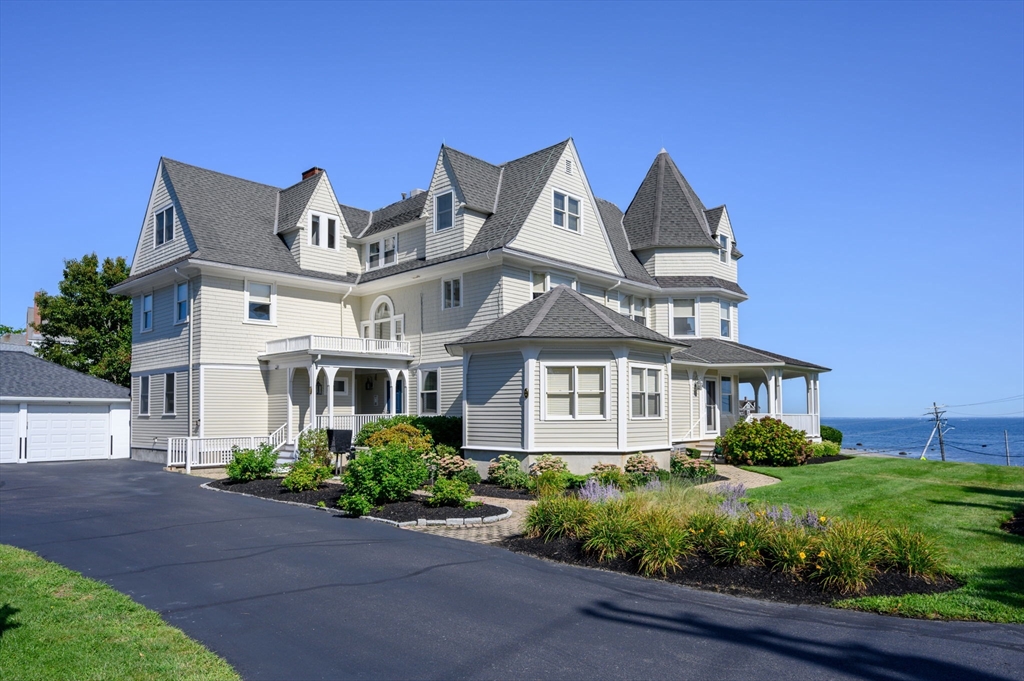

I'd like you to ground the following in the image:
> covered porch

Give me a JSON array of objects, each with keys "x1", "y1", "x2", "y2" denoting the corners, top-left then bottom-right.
[{"x1": 737, "y1": 366, "x2": 822, "y2": 438}]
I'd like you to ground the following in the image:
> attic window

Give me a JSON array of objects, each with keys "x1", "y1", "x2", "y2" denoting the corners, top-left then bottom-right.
[
  {"x1": 435, "y1": 191, "x2": 454, "y2": 231},
  {"x1": 309, "y1": 213, "x2": 340, "y2": 250},
  {"x1": 366, "y1": 234, "x2": 398, "y2": 270},
  {"x1": 553, "y1": 191, "x2": 581, "y2": 232},
  {"x1": 719, "y1": 235, "x2": 729, "y2": 263},
  {"x1": 154, "y1": 206, "x2": 174, "y2": 246}
]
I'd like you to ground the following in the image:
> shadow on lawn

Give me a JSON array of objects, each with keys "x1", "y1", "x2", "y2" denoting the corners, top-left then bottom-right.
[
  {"x1": 0, "y1": 603, "x2": 21, "y2": 639},
  {"x1": 957, "y1": 486, "x2": 1024, "y2": 500},
  {"x1": 579, "y1": 600, "x2": 1017, "y2": 681},
  {"x1": 970, "y1": 566, "x2": 1024, "y2": 611}
]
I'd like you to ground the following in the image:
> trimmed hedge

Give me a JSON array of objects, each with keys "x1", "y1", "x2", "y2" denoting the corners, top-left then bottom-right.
[
  {"x1": 820, "y1": 425, "x2": 843, "y2": 446},
  {"x1": 355, "y1": 415, "x2": 462, "y2": 449}
]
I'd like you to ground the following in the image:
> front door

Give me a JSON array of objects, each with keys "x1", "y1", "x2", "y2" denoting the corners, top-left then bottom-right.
[{"x1": 705, "y1": 379, "x2": 718, "y2": 434}]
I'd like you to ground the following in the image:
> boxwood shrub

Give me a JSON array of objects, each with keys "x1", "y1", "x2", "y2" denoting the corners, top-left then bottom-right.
[
  {"x1": 338, "y1": 443, "x2": 429, "y2": 515},
  {"x1": 820, "y1": 425, "x2": 843, "y2": 446},
  {"x1": 355, "y1": 415, "x2": 463, "y2": 449}
]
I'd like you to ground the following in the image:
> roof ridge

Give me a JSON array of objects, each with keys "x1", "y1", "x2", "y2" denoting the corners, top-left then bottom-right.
[
  {"x1": 491, "y1": 165, "x2": 505, "y2": 213},
  {"x1": 522, "y1": 286, "x2": 564, "y2": 336},
  {"x1": 161, "y1": 157, "x2": 281, "y2": 191},
  {"x1": 662, "y1": 154, "x2": 718, "y2": 246},
  {"x1": 442, "y1": 144, "x2": 502, "y2": 170}
]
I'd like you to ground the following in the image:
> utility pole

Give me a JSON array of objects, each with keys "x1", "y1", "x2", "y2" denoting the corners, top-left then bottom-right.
[
  {"x1": 929, "y1": 402, "x2": 947, "y2": 462},
  {"x1": 1006, "y1": 430, "x2": 1012, "y2": 467}
]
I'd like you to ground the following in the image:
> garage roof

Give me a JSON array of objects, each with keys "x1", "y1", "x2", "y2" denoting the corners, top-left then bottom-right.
[{"x1": 0, "y1": 352, "x2": 130, "y2": 400}]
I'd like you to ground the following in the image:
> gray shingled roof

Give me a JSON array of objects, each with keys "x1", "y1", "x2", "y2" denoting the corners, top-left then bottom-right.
[
  {"x1": 654, "y1": 276, "x2": 747, "y2": 296},
  {"x1": 276, "y1": 173, "x2": 322, "y2": 233},
  {"x1": 1, "y1": 352, "x2": 130, "y2": 399},
  {"x1": 443, "y1": 146, "x2": 502, "y2": 213},
  {"x1": 704, "y1": 205, "x2": 743, "y2": 259},
  {"x1": 623, "y1": 151, "x2": 721, "y2": 250},
  {"x1": 594, "y1": 198, "x2": 658, "y2": 285},
  {"x1": 672, "y1": 338, "x2": 829, "y2": 371},
  {"x1": 357, "y1": 192, "x2": 428, "y2": 238},
  {"x1": 449, "y1": 285, "x2": 684, "y2": 349}
]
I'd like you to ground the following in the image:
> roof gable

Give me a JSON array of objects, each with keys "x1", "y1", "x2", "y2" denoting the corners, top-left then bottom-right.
[
  {"x1": 442, "y1": 146, "x2": 502, "y2": 214},
  {"x1": 623, "y1": 151, "x2": 720, "y2": 250},
  {"x1": 275, "y1": 173, "x2": 323, "y2": 234},
  {"x1": 129, "y1": 159, "x2": 199, "y2": 276}
]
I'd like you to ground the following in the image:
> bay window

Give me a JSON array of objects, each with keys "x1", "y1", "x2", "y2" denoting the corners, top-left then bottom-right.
[
  {"x1": 630, "y1": 366, "x2": 662, "y2": 418},
  {"x1": 672, "y1": 298, "x2": 696, "y2": 337},
  {"x1": 543, "y1": 364, "x2": 607, "y2": 420},
  {"x1": 720, "y1": 300, "x2": 731, "y2": 338}
]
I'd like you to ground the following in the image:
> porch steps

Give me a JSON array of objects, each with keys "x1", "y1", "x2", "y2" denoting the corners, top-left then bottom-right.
[{"x1": 674, "y1": 440, "x2": 718, "y2": 460}]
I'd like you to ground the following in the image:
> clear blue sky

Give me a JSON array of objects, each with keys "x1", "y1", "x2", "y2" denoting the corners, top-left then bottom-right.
[{"x1": 1, "y1": 1, "x2": 1021, "y2": 418}]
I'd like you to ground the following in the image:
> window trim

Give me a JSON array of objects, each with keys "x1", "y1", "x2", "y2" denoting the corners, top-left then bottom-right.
[
  {"x1": 153, "y1": 204, "x2": 174, "y2": 248},
  {"x1": 139, "y1": 375, "x2": 150, "y2": 416},
  {"x1": 365, "y1": 233, "x2": 399, "y2": 270},
  {"x1": 243, "y1": 279, "x2": 277, "y2": 326},
  {"x1": 434, "y1": 190, "x2": 454, "y2": 232},
  {"x1": 619, "y1": 293, "x2": 648, "y2": 327},
  {"x1": 539, "y1": 361, "x2": 610, "y2": 421},
  {"x1": 333, "y1": 375, "x2": 350, "y2": 396},
  {"x1": 629, "y1": 362, "x2": 665, "y2": 420},
  {"x1": 308, "y1": 212, "x2": 341, "y2": 251},
  {"x1": 174, "y1": 282, "x2": 189, "y2": 325},
  {"x1": 551, "y1": 189, "x2": 583, "y2": 234},
  {"x1": 419, "y1": 368, "x2": 440, "y2": 415},
  {"x1": 669, "y1": 297, "x2": 697, "y2": 339},
  {"x1": 719, "y1": 298, "x2": 732, "y2": 339},
  {"x1": 721, "y1": 376, "x2": 734, "y2": 415},
  {"x1": 141, "y1": 293, "x2": 153, "y2": 333},
  {"x1": 163, "y1": 372, "x2": 176, "y2": 416},
  {"x1": 719, "y1": 234, "x2": 729, "y2": 264},
  {"x1": 442, "y1": 275, "x2": 463, "y2": 310}
]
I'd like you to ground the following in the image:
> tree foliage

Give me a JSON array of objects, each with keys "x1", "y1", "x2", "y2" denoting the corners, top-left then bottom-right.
[
  {"x1": 0, "y1": 324, "x2": 25, "y2": 336},
  {"x1": 34, "y1": 254, "x2": 132, "y2": 387}
]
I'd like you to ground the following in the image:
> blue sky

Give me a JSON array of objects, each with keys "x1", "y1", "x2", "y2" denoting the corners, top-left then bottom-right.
[{"x1": 1, "y1": 1, "x2": 1021, "y2": 418}]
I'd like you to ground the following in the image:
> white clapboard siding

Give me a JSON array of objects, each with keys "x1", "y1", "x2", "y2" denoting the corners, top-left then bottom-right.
[
  {"x1": 643, "y1": 248, "x2": 738, "y2": 280},
  {"x1": 501, "y1": 265, "x2": 532, "y2": 314},
  {"x1": 467, "y1": 352, "x2": 523, "y2": 449},
  {"x1": 131, "y1": 285, "x2": 189, "y2": 373},
  {"x1": 509, "y1": 143, "x2": 620, "y2": 276},
  {"x1": 131, "y1": 371, "x2": 188, "y2": 449},
  {"x1": 533, "y1": 349, "x2": 617, "y2": 450},
  {"x1": 202, "y1": 367, "x2": 269, "y2": 437},
  {"x1": 440, "y1": 365, "x2": 463, "y2": 417},
  {"x1": 132, "y1": 165, "x2": 194, "y2": 274},
  {"x1": 671, "y1": 365, "x2": 696, "y2": 441},
  {"x1": 290, "y1": 177, "x2": 354, "y2": 276},
  {"x1": 424, "y1": 152, "x2": 466, "y2": 260}
]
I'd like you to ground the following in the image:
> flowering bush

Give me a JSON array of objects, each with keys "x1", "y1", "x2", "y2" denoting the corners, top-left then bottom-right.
[
  {"x1": 717, "y1": 417, "x2": 811, "y2": 467},
  {"x1": 578, "y1": 477, "x2": 623, "y2": 503},
  {"x1": 624, "y1": 452, "x2": 659, "y2": 475},
  {"x1": 424, "y1": 443, "x2": 474, "y2": 480},
  {"x1": 364, "y1": 423, "x2": 433, "y2": 453},
  {"x1": 591, "y1": 462, "x2": 621, "y2": 474},
  {"x1": 530, "y1": 454, "x2": 568, "y2": 476},
  {"x1": 488, "y1": 454, "x2": 529, "y2": 489},
  {"x1": 670, "y1": 453, "x2": 717, "y2": 480}
]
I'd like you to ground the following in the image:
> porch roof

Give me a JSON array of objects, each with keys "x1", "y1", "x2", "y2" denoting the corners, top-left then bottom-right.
[{"x1": 671, "y1": 338, "x2": 829, "y2": 372}]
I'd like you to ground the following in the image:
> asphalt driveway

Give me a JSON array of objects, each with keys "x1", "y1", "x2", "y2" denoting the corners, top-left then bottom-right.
[{"x1": 1, "y1": 460, "x2": 1021, "y2": 681}]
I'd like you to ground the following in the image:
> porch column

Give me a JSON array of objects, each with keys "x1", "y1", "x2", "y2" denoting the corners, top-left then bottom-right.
[
  {"x1": 805, "y1": 374, "x2": 813, "y2": 415},
  {"x1": 613, "y1": 347, "x2": 628, "y2": 451},
  {"x1": 385, "y1": 369, "x2": 400, "y2": 415},
  {"x1": 324, "y1": 367, "x2": 339, "y2": 428},
  {"x1": 286, "y1": 367, "x2": 294, "y2": 443},
  {"x1": 765, "y1": 370, "x2": 776, "y2": 417},
  {"x1": 307, "y1": 365, "x2": 317, "y2": 430},
  {"x1": 813, "y1": 374, "x2": 821, "y2": 437},
  {"x1": 522, "y1": 348, "x2": 539, "y2": 451},
  {"x1": 775, "y1": 370, "x2": 784, "y2": 416}
]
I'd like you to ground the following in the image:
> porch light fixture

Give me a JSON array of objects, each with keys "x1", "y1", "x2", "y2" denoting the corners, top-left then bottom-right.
[{"x1": 365, "y1": 377, "x2": 374, "y2": 390}]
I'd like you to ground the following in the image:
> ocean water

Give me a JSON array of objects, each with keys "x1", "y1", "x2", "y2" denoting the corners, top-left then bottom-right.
[{"x1": 823, "y1": 417, "x2": 1024, "y2": 467}]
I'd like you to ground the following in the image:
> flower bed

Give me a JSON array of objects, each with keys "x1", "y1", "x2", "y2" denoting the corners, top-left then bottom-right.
[
  {"x1": 209, "y1": 477, "x2": 343, "y2": 507},
  {"x1": 366, "y1": 500, "x2": 508, "y2": 523}
]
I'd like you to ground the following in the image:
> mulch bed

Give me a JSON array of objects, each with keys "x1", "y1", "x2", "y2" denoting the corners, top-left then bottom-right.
[
  {"x1": 1002, "y1": 506, "x2": 1024, "y2": 537},
  {"x1": 471, "y1": 483, "x2": 535, "y2": 500},
  {"x1": 805, "y1": 455, "x2": 855, "y2": 465},
  {"x1": 209, "y1": 477, "x2": 345, "y2": 507},
  {"x1": 501, "y1": 535, "x2": 960, "y2": 607},
  {"x1": 367, "y1": 500, "x2": 508, "y2": 522}
]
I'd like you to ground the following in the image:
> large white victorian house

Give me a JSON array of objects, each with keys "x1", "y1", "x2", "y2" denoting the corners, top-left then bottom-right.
[{"x1": 112, "y1": 140, "x2": 827, "y2": 473}]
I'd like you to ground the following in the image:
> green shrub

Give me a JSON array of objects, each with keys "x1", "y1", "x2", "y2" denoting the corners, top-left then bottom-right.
[
  {"x1": 684, "y1": 511, "x2": 725, "y2": 551},
  {"x1": 530, "y1": 454, "x2": 568, "y2": 476},
  {"x1": 530, "y1": 470, "x2": 569, "y2": 498},
  {"x1": 488, "y1": 454, "x2": 529, "y2": 489},
  {"x1": 880, "y1": 525, "x2": 945, "y2": 579},
  {"x1": 820, "y1": 425, "x2": 843, "y2": 446},
  {"x1": 454, "y1": 466, "x2": 482, "y2": 485},
  {"x1": 364, "y1": 423, "x2": 433, "y2": 453},
  {"x1": 624, "y1": 452, "x2": 659, "y2": 476},
  {"x1": 281, "y1": 453, "x2": 333, "y2": 492},
  {"x1": 670, "y1": 453, "x2": 717, "y2": 480},
  {"x1": 582, "y1": 498, "x2": 642, "y2": 561},
  {"x1": 426, "y1": 478, "x2": 477, "y2": 508},
  {"x1": 338, "y1": 443, "x2": 429, "y2": 515},
  {"x1": 425, "y1": 444, "x2": 474, "y2": 480},
  {"x1": 685, "y1": 448, "x2": 702, "y2": 458},
  {"x1": 635, "y1": 507, "x2": 692, "y2": 577},
  {"x1": 355, "y1": 415, "x2": 417, "y2": 445},
  {"x1": 710, "y1": 517, "x2": 768, "y2": 566},
  {"x1": 763, "y1": 526, "x2": 816, "y2": 574},
  {"x1": 592, "y1": 464, "x2": 627, "y2": 488},
  {"x1": 353, "y1": 415, "x2": 463, "y2": 449},
  {"x1": 524, "y1": 495, "x2": 595, "y2": 541},
  {"x1": 298, "y1": 428, "x2": 332, "y2": 467},
  {"x1": 811, "y1": 441, "x2": 842, "y2": 458},
  {"x1": 718, "y1": 417, "x2": 811, "y2": 467},
  {"x1": 812, "y1": 518, "x2": 883, "y2": 593},
  {"x1": 225, "y1": 443, "x2": 278, "y2": 482}
]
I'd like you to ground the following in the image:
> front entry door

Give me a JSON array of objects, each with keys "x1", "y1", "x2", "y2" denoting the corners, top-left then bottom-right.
[{"x1": 705, "y1": 379, "x2": 718, "y2": 434}]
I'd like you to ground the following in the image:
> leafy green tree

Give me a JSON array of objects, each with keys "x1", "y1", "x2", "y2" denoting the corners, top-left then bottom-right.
[
  {"x1": 34, "y1": 254, "x2": 132, "y2": 387},
  {"x1": 0, "y1": 324, "x2": 25, "y2": 336}
]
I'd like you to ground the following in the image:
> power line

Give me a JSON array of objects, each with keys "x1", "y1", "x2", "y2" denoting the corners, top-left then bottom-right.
[{"x1": 945, "y1": 395, "x2": 1024, "y2": 408}]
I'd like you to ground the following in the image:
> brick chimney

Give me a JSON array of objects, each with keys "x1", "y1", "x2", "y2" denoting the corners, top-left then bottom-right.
[{"x1": 301, "y1": 167, "x2": 324, "y2": 181}]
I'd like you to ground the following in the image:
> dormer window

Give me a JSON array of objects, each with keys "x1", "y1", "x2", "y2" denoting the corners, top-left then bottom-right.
[
  {"x1": 553, "y1": 191, "x2": 581, "y2": 232},
  {"x1": 309, "y1": 213, "x2": 339, "y2": 250},
  {"x1": 366, "y1": 234, "x2": 398, "y2": 270},
  {"x1": 154, "y1": 206, "x2": 174, "y2": 246},
  {"x1": 435, "y1": 191, "x2": 453, "y2": 231},
  {"x1": 719, "y1": 235, "x2": 729, "y2": 263}
]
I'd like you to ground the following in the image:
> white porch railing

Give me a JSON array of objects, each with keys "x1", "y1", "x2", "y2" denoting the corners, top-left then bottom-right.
[
  {"x1": 316, "y1": 414, "x2": 392, "y2": 433},
  {"x1": 264, "y1": 335, "x2": 411, "y2": 356},
  {"x1": 167, "y1": 435, "x2": 271, "y2": 469},
  {"x1": 746, "y1": 413, "x2": 820, "y2": 437}
]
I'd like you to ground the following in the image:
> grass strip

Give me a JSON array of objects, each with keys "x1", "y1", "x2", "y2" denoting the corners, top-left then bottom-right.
[
  {"x1": 744, "y1": 457, "x2": 1024, "y2": 622},
  {"x1": 0, "y1": 544, "x2": 239, "y2": 681}
]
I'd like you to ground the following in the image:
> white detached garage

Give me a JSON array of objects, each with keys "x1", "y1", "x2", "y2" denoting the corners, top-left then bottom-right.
[{"x1": 0, "y1": 350, "x2": 130, "y2": 463}]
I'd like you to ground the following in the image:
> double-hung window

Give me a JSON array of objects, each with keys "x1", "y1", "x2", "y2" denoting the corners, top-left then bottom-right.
[
  {"x1": 720, "y1": 300, "x2": 731, "y2": 338},
  {"x1": 310, "y1": 214, "x2": 339, "y2": 250},
  {"x1": 553, "y1": 191, "x2": 581, "y2": 232},
  {"x1": 630, "y1": 366, "x2": 662, "y2": 418},
  {"x1": 164, "y1": 373, "x2": 175, "y2": 415},
  {"x1": 141, "y1": 294, "x2": 153, "y2": 332},
  {"x1": 247, "y1": 281, "x2": 274, "y2": 323},
  {"x1": 435, "y1": 191, "x2": 453, "y2": 231},
  {"x1": 174, "y1": 283, "x2": 188, "y2": 324},
  {"x1": 620, "y1": 294, "x2": 647, "y2": 326},
  {"x1": 420, "y1": 370, "x2": 438, "y2": 414},
  {"x1": 442, "y1": 277, "x2": 462, "y2": 309},
  {"x1": 544, "y1": 364, "x2": 606, "y2": 419},
  {"x1": 672, "y1": 298, "x2": 696, "y2": 337},
  {"x1": 140, "y1": 375, "x2": 150, "y2": 415},
  {"x1": 719, "y1": 234, "x2": 729, "y2": 263},
  {"x1": 721, "y1": 377, "x2": 733, "y2": 414},
  {"x1": 155, "y1": 206, "x2": 174, "y2": 246},
  {"x1": 366, "y1": 235, "x2": 397, "y2": 269}
]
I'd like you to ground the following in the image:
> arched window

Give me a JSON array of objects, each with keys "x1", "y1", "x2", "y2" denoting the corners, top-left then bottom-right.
[
  {"x1": 366, "y1": 297, "x2": 404, "y2": 341},
  {"x1": 373, "y1": 301, "x2": 392, "y2": 340}
]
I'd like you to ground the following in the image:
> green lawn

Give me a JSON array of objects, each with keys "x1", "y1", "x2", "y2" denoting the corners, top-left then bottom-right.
[
  {"x1": 744, "y1": 457, "x2": 1024, "y2": 622},
  {"x1": 0, "y1": 544, "x2": 239, "y2": 681}
]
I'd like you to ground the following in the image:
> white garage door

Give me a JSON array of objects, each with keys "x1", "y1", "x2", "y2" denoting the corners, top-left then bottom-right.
[
  {"x1": 27, "y1": 405, "x2": 110, "y2": 461},
  {"x1": 0, "y1": 405, "x2": 18, "y2": 463}
]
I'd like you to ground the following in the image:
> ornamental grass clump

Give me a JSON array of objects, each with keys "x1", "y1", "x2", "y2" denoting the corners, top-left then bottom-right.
[
  {"x1": 531, "y1": 470, "x2": 570, "y2": 498},
  {"x1": 525, "y1": 495, "x2": 595, "y2": 541},
  {"x1": 488, "y1": 454, "x2": 529, "y2": 489},
  {"x1": 812, "y1": 518, "x2": 884, "y2": 593},
  {"x1": 710, "y1": 517, "x2": 767, "y2": 566},
  {"x1": 581, "y1": 498, "x2": 642, "y2": 561},
  {"x1": 763, "y1": 526, "x2": 817, "y2": 574},
  {"x1": 685, "y1": 511, "x2": 725, "y2": 552},
  {"x1": 880, "y1": 525, "x2": 945, "y2": 579},
  {"x1": 717, "y1": 417, "x2": 811, "y2": 467},
  {"x1": 635, "y1": 506, "x2": 692, "y2": 577}
]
